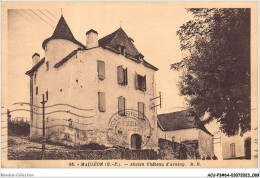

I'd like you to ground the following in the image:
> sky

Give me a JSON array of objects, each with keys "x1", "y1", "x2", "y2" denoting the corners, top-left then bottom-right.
[{"x1": 6, "y1": 3, "x2": 195, "y2": 119}]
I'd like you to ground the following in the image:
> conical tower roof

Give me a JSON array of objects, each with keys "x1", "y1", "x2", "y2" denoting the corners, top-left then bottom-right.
[{"x1": 42, "y1": 15, "x2": 85, "y2": 49}]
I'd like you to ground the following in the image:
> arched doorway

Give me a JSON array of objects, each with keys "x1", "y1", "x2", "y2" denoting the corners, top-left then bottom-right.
[{"x1": 131, "y1": 134, "x2": 142, "y2": 149}]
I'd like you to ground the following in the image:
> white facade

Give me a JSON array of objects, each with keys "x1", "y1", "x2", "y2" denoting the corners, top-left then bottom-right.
[
  {"x1": 220, "y1": 131, "x2": 251, "y2": 159},
  {"x1": 28, "y1": 18, "x2": 158, "y2": 150}
]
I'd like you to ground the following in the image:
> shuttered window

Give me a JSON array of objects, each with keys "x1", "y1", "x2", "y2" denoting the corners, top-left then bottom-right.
[
  {"x1": 97, "y1": 61, "x2": 105, "y2": 80},
  {"x1": 98, "y1": 92, "x2": 106, "y2": 112},
  {"x1": 118, "y1": 96, "x2": 126, "y2": 116},
  {"x1": 135, "y1": 73, "x2": 146, "y2": 91},
  {"x1": 117, "y1": 65, "x2": 124, "y2": 84},
  {"x1": 117, "y1": 65, "x2": 128, "y2": 85},
  {"x1": 230, "y1": 143, "x2": 236, "y2": 157},
  {"x1": 138, "y1": 102, "x2": 145, "y2": 119}
]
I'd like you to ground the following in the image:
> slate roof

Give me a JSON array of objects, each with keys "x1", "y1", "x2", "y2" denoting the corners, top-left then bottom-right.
[
  {"x1": 157, "y1": 110, "x2": 213, "y2": 136},
  {"x1": 143, "y1": 59, "x2": 158, "y2": 71},
  {"x1": 54, "y1": 49, "x2": 79, "y2": 68},
  {"x1": 42, "y1": 16, "x2": 85, "y2": 50},
  {"x1": 28, "y1": 18, "x2": 158, "y2": 73},
  {"x1": 25, "y1": 57, "x2": 45, "y2": 76},
  {"x1": 99, "y1": 27, "x2": 158, "y2": 71}
]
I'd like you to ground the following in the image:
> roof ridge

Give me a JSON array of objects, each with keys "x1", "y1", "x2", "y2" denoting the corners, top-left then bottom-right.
[{"x1": 25, "y1": 57, "x2": 45, "y2": 75}]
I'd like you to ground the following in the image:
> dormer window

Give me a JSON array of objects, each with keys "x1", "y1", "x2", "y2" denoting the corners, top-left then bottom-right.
[
  {"x1": 136, "y1": 54, "x2": 144, "y2": 62},
  {"x1": 117, "y1": 45, "x2": 126, "y2": 56},
  {"x1": 121, "y1": 46, "x2": 126, "y2": 56}
]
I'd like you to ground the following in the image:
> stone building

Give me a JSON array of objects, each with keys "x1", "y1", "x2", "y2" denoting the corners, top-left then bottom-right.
[
  {"x1": 157, "y1": 110, "x2": 214, "y2": 158},
  {"x1": 25, "y1": 15, "x2": 159, "y2": 150}
]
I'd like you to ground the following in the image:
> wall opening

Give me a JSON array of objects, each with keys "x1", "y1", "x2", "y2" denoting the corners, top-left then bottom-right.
[
  {"x1": 244, "y1": 137, "x2": 251, "y2": 159},
  {"x1": 131, "y1": 134, "x2": 142, "y2": 150}
]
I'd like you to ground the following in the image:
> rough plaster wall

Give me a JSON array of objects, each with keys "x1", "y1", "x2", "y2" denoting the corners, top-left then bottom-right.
[
  {"x1": 31, "y1": 41, "x2": 158, "y2": 150},
  {"x1": 31, "y1": 39, "x2": 83, "y2": 140},
  {"x1": 198, "y1": 130, "x2": 214, "y2": 158},
  {"x1": 74, "y1": 47, "x2": 158, "y2": 150}
]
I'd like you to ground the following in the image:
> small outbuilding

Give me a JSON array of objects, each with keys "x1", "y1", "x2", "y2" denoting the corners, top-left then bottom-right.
[{"x1": 157, "y1": 110, "x2": 214, "y2": 158}]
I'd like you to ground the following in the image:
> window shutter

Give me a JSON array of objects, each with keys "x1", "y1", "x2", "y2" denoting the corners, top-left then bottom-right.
[
  {"x1": 98, "y1": 92, "x2": 106, "y2": 112},
  {"x1": 117, "y1": 65, "x2": 124, "y2": 84},
  {"x1": 46, "y1": 91, "x2": 48, "y2": 100},
  {"x1": 124, "y1": 68, "x2": 128, "y2": 85},
  {"x1": 138, "y1": 102, "x2": 144, "y2": 119},
  {"x1": 135, "y1": 72, "x2": 139, "y2": 90},
  {"x1": 97, "y1": 61, "x2": 105, "y2": 80},
  {"x1": 118, "y1": 96, "x2": 125, "y2": 115}
]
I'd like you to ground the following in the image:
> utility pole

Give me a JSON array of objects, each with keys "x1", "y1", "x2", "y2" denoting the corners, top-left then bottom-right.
[
  {"x1": 40, "y1": 94, "x2": 47, "y2": 159},
  {"x1": 7, "y1": 109, "x2": 11, "y2": 137}
]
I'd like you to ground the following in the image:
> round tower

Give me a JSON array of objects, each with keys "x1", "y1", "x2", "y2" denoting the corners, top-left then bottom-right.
[{"x1": 42, "y1": 15, "x2": 86, "y2": 68}]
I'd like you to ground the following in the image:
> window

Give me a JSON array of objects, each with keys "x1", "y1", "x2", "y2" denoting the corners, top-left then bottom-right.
[
  {"x1": 98, "y1": 92, "x2": 106, "y2": 112},
  {"x1": 118, "y1": 96, "x2": 126, "y2": 116},
  {"x1": 244, "y1": 137, "x2": 251, "y2": 159},
  {"x1": 97, "y1": 60, "x2": 105, "y2": 80},
  {"x1": 135, "y1": 73, "x2": 146, "y2": 91},
  {"x1": 46, "y1": 91, "x2": 48, "y2": 100},
  {"x1": 230, "y1": 143, "x2": 236, "y2": 157},
  {"x1": 36, "y1": 86, "x2": 38, "y2": 95},
  {"x1": 117, "y1": 65, "x2": 128, "y2": 85},
  {"x1": 34, "y1": 72, "x2": 37, "y2": 84},
  {"x1": 121, "y1": 46, "x2": 126, "y2": 56},
  {"x1": 46, "y1": 61, "x2": 49, "y2": 71},
  {"x1": 138, "y1": 102, "x2": 145, "y2": 119}
]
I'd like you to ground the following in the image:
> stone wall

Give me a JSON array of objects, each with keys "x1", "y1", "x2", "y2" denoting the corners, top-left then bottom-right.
[
  {"x1": 158, "y1": 138, "x2": 197, "y2": 160},
  {"x1": 198, "y1": 130, "x2": 214, "y2": 158},
  {"x1": 8, "y1": 148, "x2": 158, "y2": 160}
]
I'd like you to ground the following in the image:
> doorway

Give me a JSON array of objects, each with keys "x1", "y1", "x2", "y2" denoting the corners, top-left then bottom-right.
[
  {"x1": 131, "y1": 134, "x2": 142, "y2": 149},
  {"x1": 244, "y1": 137, "x2": 251, "y2": 159}
]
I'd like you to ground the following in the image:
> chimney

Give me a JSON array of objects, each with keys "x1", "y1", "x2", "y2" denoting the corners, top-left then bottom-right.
[
  {"x1": 86, "y1": 29, "x2": 98, "y2": 49},
  {"x1": 32, "y1": 53, "x2": 40, "y2": 66}
]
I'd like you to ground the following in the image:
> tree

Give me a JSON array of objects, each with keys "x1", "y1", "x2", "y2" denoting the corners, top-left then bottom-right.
[{"x1": 172, "y1": 9, "x2": 250, "y2": 136}]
